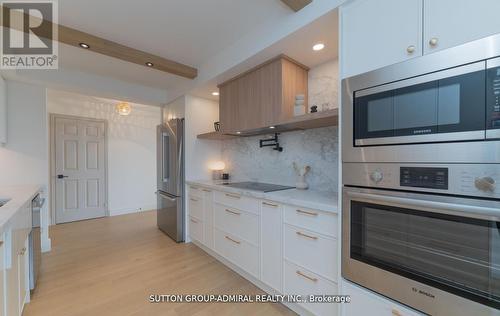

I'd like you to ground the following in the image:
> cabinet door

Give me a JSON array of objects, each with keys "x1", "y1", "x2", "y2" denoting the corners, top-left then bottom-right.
[
  {"x1": 17, "y1": 238, "x2": 28, "y2": 313},
  {"x1": 340, "y1": 0, "x2": 423, "y2": 78},
  {"x1": 260, "y1": 201, "x2": 282, "y2": 292},
  {"x1": 342, "y1": 281, "x2": 422, "y2": 316},
  {"x1": 5, "y1": 231, "x2": 19, "y2": 316},
  {"x1": 219, "y1": 80, "x2": 239, "y2": 133},
  {"x1": 0, "y1": 76, "x2": 6, "y2": 145},
  {"x1": 202, "y1": 189, "x2": 214, "y2": 250},
  {"x1": 0, "y1": 235, "x2": 5, "y2": 316},
  {"x1": 424, "y1": 0, "x2": 500, "y2": 54}
]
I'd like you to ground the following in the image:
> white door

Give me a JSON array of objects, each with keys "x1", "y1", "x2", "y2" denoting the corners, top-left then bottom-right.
[
  {"x1": 54, "y1": 116, "x2": 107, "y2": 223},
  {"x1": 424, "y1": 0, "x2": 500, "y2": 54},
  {"x1": 340, "y1": 0, "x2": 423, "y2": 78}
]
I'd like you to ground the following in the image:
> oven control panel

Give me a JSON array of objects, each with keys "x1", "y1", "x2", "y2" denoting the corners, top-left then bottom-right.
[
  {"x1": 400, "y1": 167, "x2": 448, "y2": 190},
  {"x1": 343, "y1": 163, "x2": 500, "y2": 199}
]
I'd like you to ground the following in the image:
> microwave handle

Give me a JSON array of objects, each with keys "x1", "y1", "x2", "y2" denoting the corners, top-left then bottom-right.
[{"x1": 347, "y1": 191, "x2": 500, "y2": 221}]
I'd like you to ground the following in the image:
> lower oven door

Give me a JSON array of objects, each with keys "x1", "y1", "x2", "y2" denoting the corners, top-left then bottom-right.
[{"x1": 342, "y1": 187, "x2": 500, "y2": 315}]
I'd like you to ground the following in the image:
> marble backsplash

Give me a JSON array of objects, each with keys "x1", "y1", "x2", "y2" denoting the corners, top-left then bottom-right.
[{"x1": 221, "y1": 126, "x2": 339, "y2": 192}]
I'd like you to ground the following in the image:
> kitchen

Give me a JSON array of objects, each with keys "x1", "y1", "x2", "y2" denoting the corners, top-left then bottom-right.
[{"x1": 1, "y1": 1, "x2": 500, "y2": 316}]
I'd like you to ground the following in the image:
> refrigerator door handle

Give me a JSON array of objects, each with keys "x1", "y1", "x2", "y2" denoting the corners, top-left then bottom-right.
[{"x1": 156, "y1": 191, "x2": 177, "y2": 202}]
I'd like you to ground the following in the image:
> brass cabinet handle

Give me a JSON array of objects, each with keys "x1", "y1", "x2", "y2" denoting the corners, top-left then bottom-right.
[
  {"x1": 190, "y1": 186, "x2": 199, "y2": 190},
  {"x1": 296, "y1": 270, "x2": 318, "y2": 282},
  {"x1": 225, "y1": 209, "x2": 241, "y2": 216},
  {"x1": 225, "y1": 236, "x2": 241, "y2": 245},
  {"x1": 262, "y1": 202, "x2": 279, "y2": 207},
  {"x1": 392, "y1": 309, "x2": 403, "y2": 316},
  {"x1": 296, "y1": 209, "x2": 318, "y2": 217},
  {"x1": 202, "y1": 189, "x2": 212, "y2": 192},
  {"x1": 225, "y1": 193, "x2": 241, "y2": 199},
  {"x1": 190, "y1": 198, "x2": 199, "y2": 202},
  {"x1": 190, "y1": 218, "x2": 198, "y2": 224},
  {"x1": 296, "y1": 231, "x2": 318, "y2": 240}
]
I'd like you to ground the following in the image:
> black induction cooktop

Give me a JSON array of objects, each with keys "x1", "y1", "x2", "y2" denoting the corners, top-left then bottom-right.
[{"x1": 220, "y1": 181, "x2": 294, "y2": 193}]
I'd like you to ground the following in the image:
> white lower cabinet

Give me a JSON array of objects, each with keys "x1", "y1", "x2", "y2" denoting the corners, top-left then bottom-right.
[
  {"x1": 260, "y1": 201, "x2": 282, "y2": 292},
  {"x1": 284, "y1": 260, "x2": 338, "y2": 316},
  {"x1": 214, "y1": 228, "x2": 260, "y2": 278},
  {"x1": 202, "y1": 189, "x2": 214, "y2": 250},
  {"x1": 188, "y1": 184, "x2": 339, "y2": 316},
  {"x1": 3, "y1": 201, "x2": 31, "y2": 316},
  {"x1": 284, "y1": 224, "x2": 337, "y2": 281},
  {"x1": 188, "y1": 216, "x2": 204, "y2": 243},
  {"x1": 342, "y1": 281, "x2": 422, "y2": 316}
]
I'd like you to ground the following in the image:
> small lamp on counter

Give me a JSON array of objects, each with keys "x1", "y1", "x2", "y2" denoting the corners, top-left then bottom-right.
[{"x1": 210, "y1": 161, "x2": 226, "y2": 180}]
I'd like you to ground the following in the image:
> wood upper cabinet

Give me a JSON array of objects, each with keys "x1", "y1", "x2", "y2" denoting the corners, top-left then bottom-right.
[{"x1": 219, "y1": 55, "x2": 308, "y2": 133}]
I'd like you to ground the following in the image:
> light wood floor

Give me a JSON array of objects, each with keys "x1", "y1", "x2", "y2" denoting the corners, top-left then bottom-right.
[{"x1": 24, "y1": 211, "x2": 295, "y2": 316}]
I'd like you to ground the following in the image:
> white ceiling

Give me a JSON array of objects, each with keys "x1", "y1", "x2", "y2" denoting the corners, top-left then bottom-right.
[
  {"x1": 191, "y1": 9, "x2": 339, "y2": 101},
  {"x1": 56, "y1": 0, "x2": 291, "y2": 85}
]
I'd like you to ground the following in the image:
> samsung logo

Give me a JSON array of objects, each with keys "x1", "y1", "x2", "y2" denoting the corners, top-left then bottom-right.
[{"x1": 413, "y1": 129, "x2": 432, "y2": 134}]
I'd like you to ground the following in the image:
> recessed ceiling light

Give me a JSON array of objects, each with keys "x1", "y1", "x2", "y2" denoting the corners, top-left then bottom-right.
[
  {"x1": 79, "y1": 43, "x2": 90, "y2": 49},
  {"x1": 269, "y1": 126, "x2": 276, "y2": 129},
  {"x1": 313, "y1": 43, "x2": 325, "y2": 51},
  {"x1": 236, "y1": 131, "x2": 241, "y2": 134},
  {"x1": 212, "y1": 91, "x2": 219, "y2": 96},
  {"x1": 145, "y1": 62, "x2": 154, "y2": 67}
]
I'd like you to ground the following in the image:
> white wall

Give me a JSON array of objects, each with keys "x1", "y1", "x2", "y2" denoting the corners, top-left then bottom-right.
[
  {"x1": 184, "y1": 95, "x2": 221, "y2": 181},
  {"x1": 0, "y1": 80, "x2": 51, "y2": 251},
  {"x1": 47, "y1": 89, "x2": 161, "y2": 217}
]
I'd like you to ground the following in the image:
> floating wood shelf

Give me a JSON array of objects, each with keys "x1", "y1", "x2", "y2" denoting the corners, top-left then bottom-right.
[
  {"x1": 197, "y1": 132, "x2": 238, "y2": 140},
  {"x1": 197, "y1": 108, "x2": 338, "y2": 140}
]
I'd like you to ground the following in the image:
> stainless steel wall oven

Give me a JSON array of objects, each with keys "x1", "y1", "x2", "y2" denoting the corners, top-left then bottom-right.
[{"x1": 342, "y1": 34, "x2": 500, "y2": 316}]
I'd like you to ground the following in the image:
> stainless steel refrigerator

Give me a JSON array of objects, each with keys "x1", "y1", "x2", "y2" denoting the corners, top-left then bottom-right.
[{"x1": 156, "y1": 119, "x2": 185, "y2": 242}]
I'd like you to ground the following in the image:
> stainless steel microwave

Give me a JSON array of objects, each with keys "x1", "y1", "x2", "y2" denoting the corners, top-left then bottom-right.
[{"x1": 342, "y1": 33, "x2": 500, "y2": 164}]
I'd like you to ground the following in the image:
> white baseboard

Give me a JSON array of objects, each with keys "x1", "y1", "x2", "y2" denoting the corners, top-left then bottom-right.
[{"x1": 109, "y1": 204, "x2": 156, "y2": 217}]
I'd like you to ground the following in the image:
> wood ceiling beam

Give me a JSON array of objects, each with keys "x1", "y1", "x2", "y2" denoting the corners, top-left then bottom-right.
[
  {"x1": 1, "y1": 6, "x2": 198, "y2": 79},
  {"x1": 280, "y1": 0, "x2": 313, "y2": 12}
]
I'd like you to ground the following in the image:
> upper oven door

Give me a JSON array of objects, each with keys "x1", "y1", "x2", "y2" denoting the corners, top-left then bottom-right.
[
  {"x1": 342, "y1": 187, "x2": 500, "y2": 315},
  {"x1": 353, "y1": 61, "x2": 486, "y2": 146}
]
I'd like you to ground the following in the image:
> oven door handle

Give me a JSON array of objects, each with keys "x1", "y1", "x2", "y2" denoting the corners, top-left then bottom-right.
[{"x1": 347, "y1": 191, "x2": 500, "y2": 221}]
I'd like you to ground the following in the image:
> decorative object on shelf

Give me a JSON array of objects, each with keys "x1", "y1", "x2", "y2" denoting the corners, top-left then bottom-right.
[
  {"x1": 310, "y1": 105, "x2": 318, "y2": 113},
  {"x1": 259, "y1": 133, "x2": 283, "y2": 152},
  {"x1": 222, "y1": 173, "x2": 230, "y2": 180},
  {"x1": 293, "y1": 162, "x2": 311, "y2": 190},
  {"x1": 116, "y1": 102, "x2": 132, "y2": 116},
  {"x1": 214, "y1": 121, "x2": 221, "y2": 132},
  {"x1": 294, "y1": 94, "x2": 306, "y2": 116},
  {"x1": 209, "y1": 161, "x2": 226, "y2": 180}
]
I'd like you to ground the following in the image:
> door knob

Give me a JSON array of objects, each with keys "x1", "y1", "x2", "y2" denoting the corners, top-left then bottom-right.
[
  {"x1": 429, "y1": 37, "x2": 439, "y2": 47},
  {"x1": 406, "y1": 45, "x2": 416, "y2": 54},
  {"x1": 57, "y1": 174, "x2": 68, "y2": 179}
]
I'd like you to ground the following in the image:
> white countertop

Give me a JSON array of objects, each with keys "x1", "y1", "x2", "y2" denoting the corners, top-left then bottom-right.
[
  {"x1": 0, "y1": 185, "x2": 41, "y2": 231},
  {"x1": 187, "y1": 180, "x2": 338, "y2": 213}
]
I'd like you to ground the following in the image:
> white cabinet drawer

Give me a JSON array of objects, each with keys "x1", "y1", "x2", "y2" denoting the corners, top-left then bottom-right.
[
  {"x1": 188, "y1": 196, "x2": 203, "y2": 220},
  {"x1": 342, "y1": 281, "x2": 422, "y2": 316},
  {"x1": 214, "y1": 228, "x2": 259, "y2": 278},
  {"x1": 214, "y1": 191, "x2": 259, "y2": 215},
  {"x1": 284, "y1": 205, "x2": 337, "y2": 238},
  {"x1": 284, "y1": 260, "x2": 338, "y2": 316},
  {"x1": 284, "y1": 224, "x2": 337, "y2": 281},
  {"x1": 189, "y1": 216, "x2": 203, "y2": 243},
  {"x1": 214, "y1": 203, "x2": 259, "y2": 246},
  {"x1": 188, "y1": 185, "x2": 203, "y2": 198}
]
